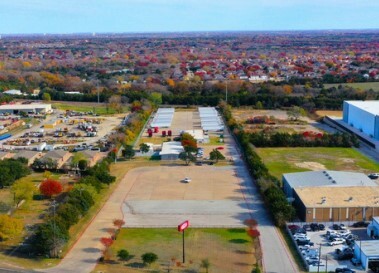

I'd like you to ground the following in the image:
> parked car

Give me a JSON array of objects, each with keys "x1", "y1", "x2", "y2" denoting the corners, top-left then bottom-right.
[
  {"x1": 339, "y1": 229, "x2": 351, "y2": 236},
  {"x1": 183, "y1": 177, "x2": 191, "y2": 183},
  {"x1": 318, "y1": 224, "x2": 325, "y2": 230},
  {"x1": 297, "y1": 240, "x2": 314, "y2": 246},
  {"x1": 292, "y1": 228, "x2": 307, "y2": 235},
  {"x1": 351, "y1": 221, "x2": 370, "y2": 228},
  {"x1": 335, "y1": 268, "x2": 356, "y2": 273},
  {"x1": 288, "y1": 225, "x2": 301, "y2": 231},
  {"x1": 310, "y1": 223, "x2": 320, "y2": 231},
  {"x1": 338, "y1": 252, "x2": 354, "y2": 260},
  {"x1": 328, "y1": 238, "x2": 345, "y2": 246},
  {"x1": 368, "y1": 173, "x2": 379, "y2": 179},
  {"x1": 333, "y1": 224, "x2": 346, "y2": 230},
  {"x1": 294, "y1": 234, "x2": 310, "y2": 240},
  {"x1": 303, "y1": 224, "x2": 312, "y2": 231}
]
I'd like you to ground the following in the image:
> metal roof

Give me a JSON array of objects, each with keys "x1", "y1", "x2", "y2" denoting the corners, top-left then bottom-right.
[
  {"x1": 159, "y1": 141, "x2": 184, "y2": 156},
  {"x1": 356, "y1": 240, "x2": 379, "y2": 257},
  {"x1": 151, "y1": 108, "x2": 175, "y2": 128},
  {"x1": 283, "y1": 170, "x2": 377, "y2": 189},
  {"x1": 346, "y1": 100, "x2": 379, "y2": 116}
]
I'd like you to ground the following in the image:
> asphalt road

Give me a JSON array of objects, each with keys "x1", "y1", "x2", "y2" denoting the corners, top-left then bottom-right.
[{"x1": 224, "y1": 126, "x2": 299, "y2": 273}]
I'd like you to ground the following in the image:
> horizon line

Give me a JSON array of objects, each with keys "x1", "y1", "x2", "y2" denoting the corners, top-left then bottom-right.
[{"x1": 1, "y1": 28, "x2": 379, "y2": 36}]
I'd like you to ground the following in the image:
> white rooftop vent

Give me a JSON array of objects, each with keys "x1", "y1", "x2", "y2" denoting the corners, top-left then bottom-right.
[{"x1": 348, "y1": 197, "x2": 353, "y2": 202}]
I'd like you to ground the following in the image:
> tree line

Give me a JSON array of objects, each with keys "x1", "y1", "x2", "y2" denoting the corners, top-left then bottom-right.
[{"x1": 249, "y1": 131, "x2": 360, "y2": 148}]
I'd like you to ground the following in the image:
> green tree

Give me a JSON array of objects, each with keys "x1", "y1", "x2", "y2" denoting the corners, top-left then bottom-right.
[
  {"x1": 255, "y1": 101, "x2": 263, "y2": 109},
  {"x1": 149, "y1": 92, "x2": 162, "y2": 106},
  {"x1": 179, "y1": 146, "x2": 196, "y2": 165},
  {"x1": 139, "y1": 143, "x2": 150, "y2": 154},
  {"x1": 287, "y1": 106, "x2": 306, "y2": 121},
  {"x1": 209, "y1": 149, "x2": 225, "y2": 163},
  {"x1": 11, "y1": 180, "x2": 35, "y2": 206},
  {"x1": 42, "y1": 92, "x2": 51, "y2": 102},
  {"x1": 79, "y1": 176, "x2": 102, "y2": 192},
  {"x1": 32, "y1": 219, "x2": 69, "y2": 257},
  {"x1": 0, "y1": 215, "x2": 23, "y2": 241},
  {"x1": 117, "y1": 249, "x2": 130, "y2": 261},
  {"x1": 0, "y1": 159, "x2": 31, "y2": 188},
  {"x1": 122, "y1": 145, "x2": 135, "y2": 159},
  {"x1": 142, "y1": 252, "x2": 158, "y2": 266},
  {"x1": 56, "y1": 203, "x2": 80, "y2": 228},
  {"x1": 78, "y1": 159, "x2": 88, "y2": 172},
  {"x1": 200, "y1": 258, "x2": 211, "y2": 273}
]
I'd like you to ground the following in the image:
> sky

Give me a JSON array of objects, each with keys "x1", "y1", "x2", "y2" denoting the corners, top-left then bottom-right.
[{"x1": 0, "y1": 0, "x2": 378, "y2": 34}]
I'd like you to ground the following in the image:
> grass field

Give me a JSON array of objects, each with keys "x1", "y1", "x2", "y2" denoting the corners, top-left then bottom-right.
[
  {"x1": 256, "y1": 147, "x2": 379, "y2": 179},
  {"x1": 324, "y1": 82, "x2": 379, "y2": 91},
  {"x1": 94, "y1": 228, "x2": 256, "y2": 273},
  {"x1": 52, "y1": 102, "x2": 128, "y2": 115}
]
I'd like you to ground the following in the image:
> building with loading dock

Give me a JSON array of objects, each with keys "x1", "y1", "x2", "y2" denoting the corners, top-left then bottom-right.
[{"x1": 283, "y1": 171, "x2": 379, "y2": 222}]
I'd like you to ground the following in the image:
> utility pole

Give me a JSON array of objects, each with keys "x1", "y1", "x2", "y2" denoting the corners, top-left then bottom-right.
[
  {"x1": 317, "y1": 244, "x2": 322, "y2": 273},
  {"x1": 51, "y1": 200, "x2": 58, "y2": 258},
  {"x1": 225, "y1": 80, "x2": 228, "y2": 104}
]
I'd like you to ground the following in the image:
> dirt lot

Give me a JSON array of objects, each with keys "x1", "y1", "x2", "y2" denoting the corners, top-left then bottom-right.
[
  {"x1": 232, "y1": 108, "x2": 326, "y2": 134},
  {"x1": 315, "y1": 110, "x2": 343, "y2": 118}
]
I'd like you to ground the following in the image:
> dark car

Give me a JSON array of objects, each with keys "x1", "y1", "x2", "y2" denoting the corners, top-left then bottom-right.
[
  {"x1": 335, "y1": 268, "x2": 355, "y2": 273},
  {"x1": 352, "y1": 221, "x2": 369, "y2": 228},
  {"x1": 288, "y1": 225, "x2": 301, "y2": 230},
  {"x1": 318, "y1": 223, "x2": 325, "y2": 230},
  {"x1": 310, "y1": 223, "x2": 320, "y2": 231},
  {"x1": 297, "y1": 239, "x2": 314, "y2": 246},
  {"x1": 292, "y1": 228, "x2": 307, "y2": 235},
  {"x1": 338, "y1": 252, "x2": 354, "y2": 260},
  {"x1": 333, "y1": 224, "x2": 342, "y2": 230},
  {"x1": 303, "y1": 224, "x2": 312, "y2": 231}
]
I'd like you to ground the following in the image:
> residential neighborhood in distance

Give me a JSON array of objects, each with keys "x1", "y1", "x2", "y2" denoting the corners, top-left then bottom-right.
[{"x1": 0, "y1": 1, "x2": 378, "y2": 273}]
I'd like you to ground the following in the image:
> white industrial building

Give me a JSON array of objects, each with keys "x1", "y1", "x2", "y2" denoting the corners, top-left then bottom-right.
[
  {"x1": 343, "y1": 100, "x2": 379, "y2": 140},
  {"x1": 198, "y1": 107, "x2": 224, "y2": 131},
  {"x1": 184, "y1": 129, "x2": 209, "y2": 143},
  {"x1": 150, "y1": 108, "x2": 175, "y2": 128},
  {"x1": 159, "y1": 141, "x2": 184, "y2": 160},
  {"x1": 0, "y1": 103, "x2": 52, "y2": 114}
]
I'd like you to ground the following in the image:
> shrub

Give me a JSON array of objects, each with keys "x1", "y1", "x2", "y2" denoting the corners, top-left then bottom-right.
[{"x1": 39, "y1": 179, "x2": 63, "y2": 198}]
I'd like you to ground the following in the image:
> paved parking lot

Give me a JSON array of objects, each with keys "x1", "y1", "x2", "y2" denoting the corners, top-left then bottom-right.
[
  {"x1": 291, "y1": 225, "x2": 369, "y2": 272},
  {"x1": 121, "y1": 165, "x2": 254, "y2": 227}
]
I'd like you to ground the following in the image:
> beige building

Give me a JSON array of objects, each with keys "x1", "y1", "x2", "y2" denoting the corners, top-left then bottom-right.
[
  {"x1": 294, "y1": 186, "x2": 379, "y2": 222},
  {"x1": 13, "y1": 150, "x2": 43, "y2": 166},
  {"x1": 43, "y1": 150, "x2": 71, "y2": 169}
]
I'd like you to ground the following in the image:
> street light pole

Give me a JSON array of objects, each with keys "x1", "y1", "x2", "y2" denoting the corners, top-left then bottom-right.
[
  {"x1": 51, "y1": 200, "x2": 57, "y2": 258},
  {"x1": 317, "y1": 244, "x2": 322, "y2": 273},
  {"x1": 225, "y1": 80, "x2": 228, "y2": 104}
]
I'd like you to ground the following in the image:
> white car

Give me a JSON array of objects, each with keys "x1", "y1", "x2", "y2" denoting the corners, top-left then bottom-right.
[
  {"x1": 339, "y1": 230, "x2": 351, "y2": 236},
  {"x1": 183, "y1": 177, "x2": 191, "y2": 183},
  {"x1": 329, "y1": 238, "x2": 345, "y2": 246}
]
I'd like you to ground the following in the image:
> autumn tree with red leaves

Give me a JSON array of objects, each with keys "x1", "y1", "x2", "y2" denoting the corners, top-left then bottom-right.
[
  {"x1": 113, "y1": 219, "x2": 125, "y2": 229},
  {"x1": 100, "y1": 237, "x2": 114, "y2": 262},
  {"x1": 39, "y1": 179, "x2": 63, "y2": 198}
]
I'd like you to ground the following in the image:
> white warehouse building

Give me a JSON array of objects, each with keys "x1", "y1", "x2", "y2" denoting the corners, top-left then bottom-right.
[{"x1": 343, "y1": 100, "x2": 379, "y2": 140}]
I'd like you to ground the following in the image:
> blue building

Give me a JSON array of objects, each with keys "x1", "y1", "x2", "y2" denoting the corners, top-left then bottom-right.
[
  {"x1": 343, "y1": 100, "x2": 379, "y2": 140},
  {"x1": 367, "y1": 217, "x2": 379, "y2": 238},
  {"x1": 354, "y1": 240, "x2": 379, "y2": 271}
]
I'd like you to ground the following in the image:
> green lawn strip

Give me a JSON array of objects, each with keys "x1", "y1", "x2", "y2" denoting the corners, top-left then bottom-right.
[
  {"x1": 95, "y1": 228, "x2": 254, "y2": 273},
  {"x1": 324, "y1": 82, "x2": 379, "y2": 91},
  {"x1": 52, "y1": 102, "x2": 128, "y2": 115},
  {"x1": 257, "y1": 147, "x2": 379, "y2": 179}
]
